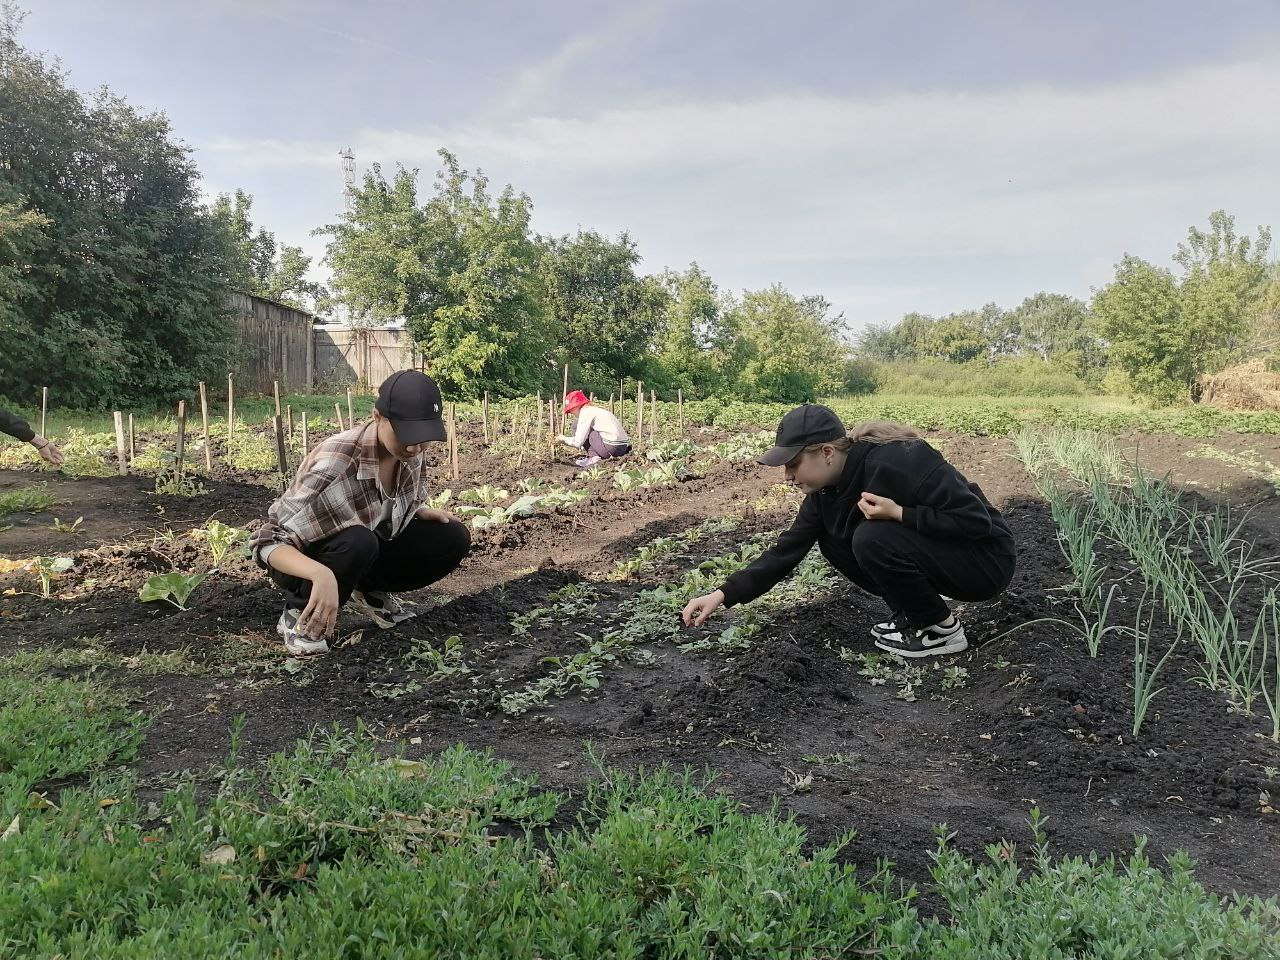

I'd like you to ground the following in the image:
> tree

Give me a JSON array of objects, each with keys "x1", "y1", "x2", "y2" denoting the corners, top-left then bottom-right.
[
  {"x1": 321, "y1": 151, "x2": 550, "y2": 396},
  {"x1": 1006, "y1": 292, "x2": 1105, "y2": 381},
  {"x1": 537, "y1": 230, "x2": 668, "y2": 391},
  {"x1": 0, "y1": 6, "x2": 239, "y2": 407},
  {"x1": 211, "y1": 190, "x2": 328, "y2": 311},
  {"x1": 654, "y1": 263, "x2": 729, "y2": 398},
  {"x1": 721, "y1": 285, "x2": 852, "y2": 402},
  {"x1": 1091, "y1": 256, "x2": 1190, "y2": 404},
  {"x1": 1092, "y1": 212, "x2": 1272, "y2": 404}
]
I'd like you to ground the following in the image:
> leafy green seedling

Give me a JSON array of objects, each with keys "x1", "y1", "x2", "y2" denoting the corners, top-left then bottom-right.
[
  {"x1": 460, "y1": 484, "x2": 509, "y2": 505},
  {"x1": 27, "y1": 556, "x2": 73, "y2": 598},
  {"x1": 139, "y1": 572, "x2": 209, "y2": 610},
  {"x1": 50, "y1": 516, "x2": 83, "y2": 534},
  {"x1": 192, "y1": 519, "x2": 247, "y2": 566}
]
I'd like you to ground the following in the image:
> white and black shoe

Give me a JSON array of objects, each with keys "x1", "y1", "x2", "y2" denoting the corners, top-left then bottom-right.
[
  {"x1": 871, "y1": 616, "x2": 904, "y2": 640},
  {"x1": 277, "y1": 607, "x2": 330, "y2": 656},
  {"x1": 348, "y1": 588, "x2": 415, "y2": 629},
  {"x1": 874, "y1": 616, "x2": 968, "y2": 658}
]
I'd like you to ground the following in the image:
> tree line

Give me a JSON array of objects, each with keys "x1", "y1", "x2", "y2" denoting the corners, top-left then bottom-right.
[{"x1": 2, "y1": 7, "x2": 1275, "y2": 408}]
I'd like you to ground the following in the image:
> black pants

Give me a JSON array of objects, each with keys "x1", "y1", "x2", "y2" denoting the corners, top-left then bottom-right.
[
  {"x1": 269, "y1": 518, "x2": 471, "y2": 611},
  {"x1": 819, "y1": 521, "x2": 1016, "y2": 628}
]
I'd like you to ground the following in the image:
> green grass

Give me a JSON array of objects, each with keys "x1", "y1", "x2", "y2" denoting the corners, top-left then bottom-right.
[
  {"x1": 0, "y1": 483, "x2": 61, "y2": 519},
  {"x1": 0, "y1": 671, "x2": 147, "y2": 819},
  {"x1": 0, "y1": 726, "x2": 1275, "y2": 958}
]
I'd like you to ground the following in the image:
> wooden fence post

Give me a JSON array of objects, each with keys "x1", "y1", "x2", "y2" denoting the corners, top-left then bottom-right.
[
  {"x1": 635, "y1": 380, "x2": 644, "y2": 444},
  {"x1": 226, "y1": 373, "x2": 235, "y2": 464},
  {"x1": 199, "y1": 381, "x2": 212, "y2": 471},
  {"x1": 175, "y1": 401, "x2": 187, "y2": 483},
  {"x1": 448, "y1": 402, "x2": 460, "y2": 481},
  {"x1": 273, "y1": 414, "x2": 288, "y2": 491},
  {"x1": 113, "y1": 412, "x2": 127, "y2": 476}
]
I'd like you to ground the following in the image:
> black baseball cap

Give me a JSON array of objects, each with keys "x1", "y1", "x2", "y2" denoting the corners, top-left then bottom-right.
[
  {"x1": 757, "y1": 404, "x2": 846, "y2": 466},
  {"x1": 375, "y1": 370, "x2": 448, "y2": 446}
]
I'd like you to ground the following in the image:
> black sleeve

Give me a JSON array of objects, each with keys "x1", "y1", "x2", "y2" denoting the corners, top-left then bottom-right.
[
  {"x1": 0, "y1": 407, "x2": 35, "y2": 443},
  {"x1": 899, "y1": 463, "x2": 994, "y2": 539},
  {"x1": 719, "y1": 495, "x2": 822, "y2": 607}
]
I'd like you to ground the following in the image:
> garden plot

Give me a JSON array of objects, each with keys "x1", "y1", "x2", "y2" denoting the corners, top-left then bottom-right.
[{"x1": 2, "y1": 421, "x2": 1279, "y2": 910}]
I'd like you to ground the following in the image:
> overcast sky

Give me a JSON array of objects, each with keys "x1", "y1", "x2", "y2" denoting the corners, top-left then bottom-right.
[{"x1": 19, "y1": 0, "x2": 1280, "y2": 328}]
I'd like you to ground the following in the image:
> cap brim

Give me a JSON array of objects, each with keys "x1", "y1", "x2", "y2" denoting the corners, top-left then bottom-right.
[
  {"x1": 391, "y1": 417, "x2": 448, "y2": 446},
  {"x1": 756, "y1": 444, "x2": 805, "y2": 467}
]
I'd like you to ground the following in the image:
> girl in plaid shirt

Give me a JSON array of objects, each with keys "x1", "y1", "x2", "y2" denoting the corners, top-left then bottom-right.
[{"x1": 251, "y1": 371, "x2": 470, "y2": 655}]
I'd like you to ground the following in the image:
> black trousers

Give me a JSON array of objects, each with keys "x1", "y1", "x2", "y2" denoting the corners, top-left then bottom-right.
[
  {"x1": 819, "y1": 521, "x2": 1016, "y2": 628},
  {"x1": 269, "y1": 518, "x2": 471, "y2": 611}
]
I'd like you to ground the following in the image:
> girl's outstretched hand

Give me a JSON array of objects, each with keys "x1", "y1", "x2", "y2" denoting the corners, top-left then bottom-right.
[{"x1": 682, "y1": 589, "x2": 725, "y2": 627}]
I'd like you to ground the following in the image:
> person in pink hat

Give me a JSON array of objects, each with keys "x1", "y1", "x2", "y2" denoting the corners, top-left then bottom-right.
[{"x1": 557, "y1": 389, "x2": 632, "y2": 468}]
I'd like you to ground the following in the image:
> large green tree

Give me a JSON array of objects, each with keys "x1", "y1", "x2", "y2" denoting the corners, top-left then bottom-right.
[
  {"x1": 1092, "y1": 211, "x2": 1272, "y2": 403},
  {"x1": 321, "y1": 151, "x2": 550, "y2": 396},
  {"x1": 653, "y1": 263, "x2": 730, "y2": 399},
  {"x1": 721, "y1": 285, "x2": 853, "y2": 402},
  {"x1": 537, "y1": 229, "x2": 667, "y2": 392},
  {"x1": 0, "y1": 7, "x2": 239, "y2": 407},
  {"x1": 211, "y1": 190, "x2": 327, "y2": 312}
]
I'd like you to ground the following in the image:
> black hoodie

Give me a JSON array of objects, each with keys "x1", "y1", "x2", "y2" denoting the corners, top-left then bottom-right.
[{"x1": 720, "y1": 438, "x2": 1016, "y2": 607}]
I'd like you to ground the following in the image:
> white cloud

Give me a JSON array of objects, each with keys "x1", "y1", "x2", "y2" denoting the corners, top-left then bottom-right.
[{"x1": 204, "y1": 56, "x2": 1280, "y2": 324}]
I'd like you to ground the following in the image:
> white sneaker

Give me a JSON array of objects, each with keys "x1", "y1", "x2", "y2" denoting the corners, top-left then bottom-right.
[
  {"x1": 874, "y1": 617, "x2": 968, "y2": 658},
  {"x1": 574, "y1": 455, "x2": 602, "y2": 468},
  {"x1": 348, "y1": 588, "x2": 415, "y2": 629},
  {"x1": 277, "y1": 608, "x2": 330, "y2": 656}
]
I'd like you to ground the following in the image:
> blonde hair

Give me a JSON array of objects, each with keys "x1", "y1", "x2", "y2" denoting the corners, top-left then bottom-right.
[{"x1": 799, "y1": 419, "x2": 920, "y2": 456}]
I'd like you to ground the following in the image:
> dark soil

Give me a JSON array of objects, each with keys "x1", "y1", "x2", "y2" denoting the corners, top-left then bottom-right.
[{"x1": 1, "y1": 424, "x2": 1277, "y2": 901}]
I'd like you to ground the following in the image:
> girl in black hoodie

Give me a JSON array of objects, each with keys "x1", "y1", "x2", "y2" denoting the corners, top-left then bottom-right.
[{"x1": 681, "y1": 404, "x2": 1017, "y2": 657}]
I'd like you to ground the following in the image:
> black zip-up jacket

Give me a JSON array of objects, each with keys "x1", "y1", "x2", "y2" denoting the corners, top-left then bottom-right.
[
  {"x1": 0, "y1": 407, "x2": 35, "y2": 443},
  {"x1": 720, "y1": 439, "x2": 1016, "y2": 607}
]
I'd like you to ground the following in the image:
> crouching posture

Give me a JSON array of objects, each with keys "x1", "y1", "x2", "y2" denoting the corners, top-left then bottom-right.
[
  {"x1": 682, "y1": 404, "x2": 1017, "y2": 657},
  {"x1": 557, "y1": 390, "x2": 632, "y2": 468},
  {"x1": 250, "y1": 370, "x2": 470, "y2": 655}
]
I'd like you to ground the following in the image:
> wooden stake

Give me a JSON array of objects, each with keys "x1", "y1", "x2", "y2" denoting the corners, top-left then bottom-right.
[
  {"x1": 286, "y1": 404, "x2": 294, "y2": 437},
  {"x1": 199, "y1": 381, "x2": 212, "y2": 471},
  {"x1": 273, "y1": 414, "x2": 288, "y2": 491},
  {"x1": 677, "y1": 388, "x2": 684, "y2": 436},
  {"x1": 226, "y1": 373, "x2": 235, "y2": 464},
  {"x1": 301, "y1": 411, "x2": 309, "y2": 457},
  {"x1": 113, "y1": 412, "x2": 127, "y2": 476},
  {"x1": 346, "y1": 389, "x2": 354, "y2": 429},
  {"x1": 635, "y1": 380, "x2": 644, "y2": 444},
  {"x1": 40, "y1": 386, "x2": 48, "y2": 438},
  {"x1": 482, "y1": 391, "x2": 490, "y2": 444},
  {"x1": 448, "y1": 402, "x2": 459, "y2": 481},
  {"x1": 175, "y1": 401, "x2": 187, "y2": 483},
  {"x1": 334, "y1": 402, "x2": 344, "y2": 431},
  {"x1": 561, "y1": 363, "x2": 570, "y2": 432},
  {"x1": 547, "y1": 399, "x2": 556, "y2": 458},
  {"x1": 273, "y1": 380, "x2": 281, "y2": 418},
  {"x1": 609, "y1": 392, "x2": 615, "y2": 415},
  {"x1": 649, "y1": 390, "x2": 657, "y2": 445},
  {"x1": 127, "y1": 414, "x2": 135, "y2": 463}
]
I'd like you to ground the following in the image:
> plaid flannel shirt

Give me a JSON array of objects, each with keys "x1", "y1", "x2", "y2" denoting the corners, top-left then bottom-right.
[{"x1": 250, "y1": 421, "x2": 429, "y2": 566}]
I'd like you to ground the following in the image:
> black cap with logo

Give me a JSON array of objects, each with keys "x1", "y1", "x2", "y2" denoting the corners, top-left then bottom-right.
[
  {"x1": 375, "y1": 370, "x2": 448, "y2": 446},
  {"x1": 757, "y1": 404, "x2": 846, "y2": 466}
]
